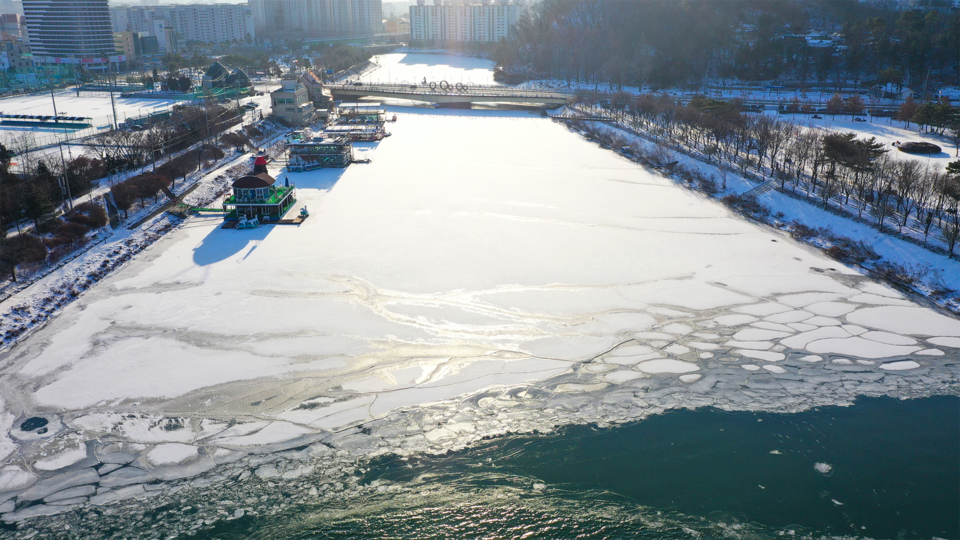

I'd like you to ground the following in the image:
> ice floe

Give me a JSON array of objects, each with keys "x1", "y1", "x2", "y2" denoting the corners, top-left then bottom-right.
[
  {"x1": 636, "y1": 360, "x2": 700, "y2": 374},
  {"x1": 879, "y1": 360, "x2": 922, "y2": 371},
  {"x1": 846, "y1": 306, "x2": 960, "y2": 336}
]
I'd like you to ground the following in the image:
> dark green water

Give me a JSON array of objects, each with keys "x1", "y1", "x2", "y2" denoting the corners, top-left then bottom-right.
[{"x1": 202, "y1": 396, "x2": 959, "y2": 540}]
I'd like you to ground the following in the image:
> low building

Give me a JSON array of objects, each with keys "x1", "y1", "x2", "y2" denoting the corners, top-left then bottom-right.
[
  {"x1": 114, "y1": 31, "x2": 138, "y2": 61},
  {"x1": 0, "y1": 14, "x2": 24, "y2": 40},
  {"x1": 299, "y1": 70, "x2": 333, "y2": 117},
  {"x1": 337, "y1": 102, "x2": 386, "y2": 125},
  {"x1": 0, "y1": 39, "x2": 30, "y2": 70},
  {"x1": 223, "y1": 156, "x2": 297, "y2": 220},
  {"x1": 384, "y1": 18, "x2": 408, "y2": 35},
  {"x1": 271, "y1": 79, "x2": 315, "y2": 126},
  {"x1": 288, "y1": 136, "x2": 353, "y2": 171},
  {"x1": 323, "y1": 123, "x2": 384, "y2": 142},
  {"x1": 152, "y1": 20, "x2": 178, "y2": 52},
  {"x1": 139, "y1": 35, "x2": 159, "y2": 55},
  {"x1": 201, "y1": 61, "x2": 253, "y2": 96}
]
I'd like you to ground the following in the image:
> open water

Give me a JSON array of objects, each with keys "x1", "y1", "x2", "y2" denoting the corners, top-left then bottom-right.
[{"x1": 196, "y1": 396, "x2": 958, "y2": 540}]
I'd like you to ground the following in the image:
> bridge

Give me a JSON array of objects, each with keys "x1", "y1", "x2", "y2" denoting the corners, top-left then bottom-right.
[{"x1": 327, "y1": 82, "x2": 572, "y2": 107}]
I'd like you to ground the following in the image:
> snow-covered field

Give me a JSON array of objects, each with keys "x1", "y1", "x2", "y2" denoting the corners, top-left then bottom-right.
[
  {"x1": 0, "y1": 54, "x2": 957, "y2": 530},
  {"x1": 783, "y1": 113, "x2": 959, "y2": 167},
  {"x1": 0, "y1": 90, "x2": 177, "y2": 130},
  {"x1": 0, "y1": 84, "x2": 273, "y2": 155}
]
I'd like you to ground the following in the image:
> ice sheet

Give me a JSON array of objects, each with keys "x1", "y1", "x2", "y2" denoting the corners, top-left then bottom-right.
[
  {"x1": 0, "y1": 94, "x2": 957, "y2": 518},
  {"x1": 846, "y1": 307, "x2": 960, "y2": 336}
]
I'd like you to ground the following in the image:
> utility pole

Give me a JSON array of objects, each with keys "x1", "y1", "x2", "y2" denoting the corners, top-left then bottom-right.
[
  {"x1": 151, "y1": 126, "x2": 158, "y2": 172},
  {"x1": 50, "y1": 86, "x2": 58, "y2": 117},
  {"x1": 58, "y1": 139, "x2": 73, "y2": 210},
  {"x1": 109, "y1": 65, "x2": 119, "y2": 129}
]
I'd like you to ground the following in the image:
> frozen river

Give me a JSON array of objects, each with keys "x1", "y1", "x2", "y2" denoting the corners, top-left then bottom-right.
[
  {"x1": 358, "y1": 50, "x2": 498, "y2": 85},
  {"x1": 0, "y1": 53, "x2": 957, "y2": 538}
]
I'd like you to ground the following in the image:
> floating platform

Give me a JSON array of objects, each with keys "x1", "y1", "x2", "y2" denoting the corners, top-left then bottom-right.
[
  {"x1": 221, "y1": 214, "x2": 307, "y2": 229},
  {"x1": 272, "y1": 215, "x2": 307, "y2": 225}
]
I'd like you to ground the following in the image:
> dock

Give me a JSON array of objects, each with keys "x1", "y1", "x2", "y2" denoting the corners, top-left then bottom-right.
[{"x1": 221, "y1": 214, "x2": 307, "y2": 229}]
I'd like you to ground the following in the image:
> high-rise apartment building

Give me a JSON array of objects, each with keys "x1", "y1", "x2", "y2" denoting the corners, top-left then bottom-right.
[
  {"x1": 23, "y1": 0, "x2": 119, "y2": 68},
  {"x1": 0, "y1": 0, "x2": 24, "y2": 16},
  {"x1": 110, "y1": 4, "x2": 255, "y2": 44},
  {"x1": 0, "y1": 13, "x2": 24, "y2": 40},
  {"x1": 250, "y1": 0, "x2": 381, "y2": 39},
  {"x1": 410, "y1": 0, "x2": 520, "y2": 43}
]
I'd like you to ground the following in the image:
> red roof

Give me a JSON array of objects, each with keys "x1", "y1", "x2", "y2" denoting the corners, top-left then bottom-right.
[{"x1": 232, "y1": 173, "x2": 275, "y2": 189}]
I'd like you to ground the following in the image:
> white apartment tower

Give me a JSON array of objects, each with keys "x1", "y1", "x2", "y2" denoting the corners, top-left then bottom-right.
[
  {"x1": 410, "y1": 0, "x2": 521, "y2": 43},
  {"x1": 249, "y1": 0, "x2": 381, "y2": 38},
  {"x1": 23, "y1": 0, "x2": 117, "y2": 67},
  {"x1": 110, "y1": 4, "x2": 255, "y2": 44}
]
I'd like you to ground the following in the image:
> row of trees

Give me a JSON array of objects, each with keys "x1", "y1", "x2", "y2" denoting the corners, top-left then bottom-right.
[
  {"x1": 0, "y1": 104, "x2": 242, "y2": 240},
  {"x1": 81, "y1": 103, "x2": 241, "y2": 174},
  {"x1": 495, "y1": 0, "x2": 960, "y2": 91},
  {"x1": 108, "y1": 143, "x2": 226, "y2": 220},
  {"x1": 0, "y1": 101, "x2": 245, "y2": 281},
  {"x1": 579, "y1": 91, "x2": 960, "y2": 256},
  {"x1": 0, "y1": 142, "x2": 106, "y2": 232},
  {"x1": 0, "y1": 201, "x2": 109, "y2": 281},
  {"x1": 1, "y1": 102, "x2": 241, "y2": 220}
]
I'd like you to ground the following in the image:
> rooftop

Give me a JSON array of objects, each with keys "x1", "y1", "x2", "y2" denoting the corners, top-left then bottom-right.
[{"x1": 232, "y1": 172, "x2": 276, "y2": 189}]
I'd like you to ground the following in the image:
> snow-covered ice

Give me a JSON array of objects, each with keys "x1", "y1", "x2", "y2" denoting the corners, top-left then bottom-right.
[
  {"x1": 359, "y1": 51, "x2": 498, "y2": 86},
  {"x1": 2, "y1": 106, "x2": 957, "y2": 450},
  {"x1": 0, "y1": 54, "x2": 957, "y2": 527},
  {"x1": 146, "y1": 444, "x2": 198, "y2": 466}
]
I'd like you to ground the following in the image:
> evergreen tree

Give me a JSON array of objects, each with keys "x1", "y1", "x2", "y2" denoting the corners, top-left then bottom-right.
[
  {"x1": 947, "y1": 160, "x2": 960, "y2": 177},
  {"x1": 0, "y1": 142, "x2": 12, "y2": 169},
  {"x1": 22, "y1": 183, "x2": 54, "y2": 229}
]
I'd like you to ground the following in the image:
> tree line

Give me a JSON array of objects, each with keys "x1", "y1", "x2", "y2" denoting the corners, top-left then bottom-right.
[
  {"x1": 0, "y1": 102, "x2": 244, "y2": 281},
  {"x1": 495, "y1": 0, "x2": 960, "y2": 92}
]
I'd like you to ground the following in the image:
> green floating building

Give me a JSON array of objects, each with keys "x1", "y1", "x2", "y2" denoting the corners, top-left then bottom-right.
[
  {"x1": 223, "y1": 157, "x2": 297, "y2": 220},
  {"x1": 287, "y1": 136, "x2": 354, "y2": 172}
]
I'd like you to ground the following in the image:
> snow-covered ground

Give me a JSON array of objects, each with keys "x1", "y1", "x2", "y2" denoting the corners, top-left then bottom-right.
[
  {"x1": 0, "y1": 84, "x2": 274, "y2": 158},
  {"x1": 781, "y1": 112, "x2": 959, "y2": 165},
  {"x1": 0, "y1": 90, "x2": 177, "y2": 130},
  {"x1": 0, "y1": 56, "x2": 956, "y2": 531}
]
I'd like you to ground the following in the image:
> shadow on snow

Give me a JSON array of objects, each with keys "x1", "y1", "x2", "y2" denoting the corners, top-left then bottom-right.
[{"x1": 191, "y1": 168, "x2": 347, "y2": 266}]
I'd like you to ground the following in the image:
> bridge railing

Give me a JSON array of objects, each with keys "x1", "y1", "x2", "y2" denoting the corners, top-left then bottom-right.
[{"x1": 327, "y1": 83, "x2": 572, "y2": 99}]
